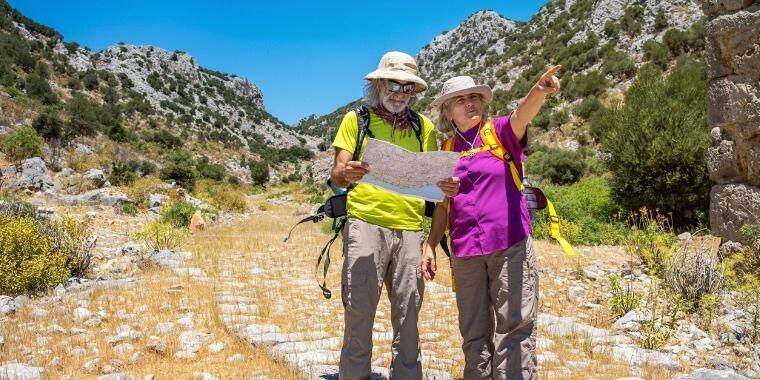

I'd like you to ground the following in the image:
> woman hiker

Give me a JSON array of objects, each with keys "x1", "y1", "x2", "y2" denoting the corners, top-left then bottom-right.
[
  {"x1": 330, "y1": 51, "x2": 460, "y2": 379},
  {"x1": 421, "y1": 65, "x2": 561, "y2": 379}
]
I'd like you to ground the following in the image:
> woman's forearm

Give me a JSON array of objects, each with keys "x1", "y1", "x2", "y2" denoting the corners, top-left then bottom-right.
[{"x1": 510, "y1": 85, "x2": 547, "y2": 141}]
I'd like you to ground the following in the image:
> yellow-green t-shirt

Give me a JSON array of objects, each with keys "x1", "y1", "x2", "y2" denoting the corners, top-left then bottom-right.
[{"x1": 332, "y1": 109, "x2": 438, "y2": 230}]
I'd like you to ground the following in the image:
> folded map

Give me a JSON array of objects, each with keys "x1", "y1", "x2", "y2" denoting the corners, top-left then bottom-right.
[{"x1": 359, "y1": 138, "x2": 460, "y2": 202}]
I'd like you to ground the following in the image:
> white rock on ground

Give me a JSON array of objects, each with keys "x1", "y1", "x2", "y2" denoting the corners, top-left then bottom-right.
[
  {"x1": 0, "y1": 363, "x2": 45, "y2": 380},
  {"x1": 178, "y1": 331, "x2": 212, "y2": 354},
  {"x1": 0, "y1": 296, "x2": 16, "y2": 315},
  {"x1": 108, "y1": 325, "x2": 143, "y2": 345}
]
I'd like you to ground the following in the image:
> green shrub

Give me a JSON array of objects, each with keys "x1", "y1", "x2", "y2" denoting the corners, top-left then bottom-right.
[
  {"x1": 602, "y1": 50, "x2": 637, "y2": 79},
  {"x1": 66, "y1": 93, "x2": 117, "y2": 136},
  {"x1": 1, "y1": 125, "x2": 43, "y2": 162},
  {"x1": 160, "y1": 200, "x2": 197, "y2": 228},
  {"x1": 564, "y1": 71, "x2": 608, "y2": 99},
  {"x1": 638, "y1": 283, "x2": 683, "y2": 350},
  {"x1": 123, "y1": 176, "x2": 166, "y2": 208},
  {"x1": 620, "y1": 5, "x2": 644, "y2": 36},
  {"x1": 150, "y1": 128, "x2": 183, "y2": 149},
  {"x1": 654, "y1": 9, "x2": 668, "y2": 30},
  {"x1": 608, "y1": 274, "x2": 641, "y2": 317},
  {"x1": 121, "y1": 203, "x2": 139, "y2": 215},
  {"x1": 133, "y1": 220, "x2": 188, "y2": 251},
  {"x1": 532, "y1": 176, "x2": 627, "y2": 245},
  {"x1": 82, "y1": 70, "x2": 99, "y2": 90},
  {"x1": 604, "y1": 20, "x2": 620, "y2": 39},
  {"x1": 527, "y1": 149, "x2": 587, "y2": 185},
  {"x1": 24, "y1": 73, "x2": 58, "y2": 104},
  {"x1": 160, "y1": 149, "x2": 197, "y2": 191},
  {"x1": 195, "y1": 180, "x2": 248, "y2": 213},
  {"x1": 139, "y1": 160, "x2": 157, "y2": 176},
  {"x1": 0, "y1": 201, "x2": 92, "y2": 296},
  {"x1": 625, "y1": 210, "x2": 676, "y2": 275},
  {"x1": 643, "y1": 40, "x2": 669, "y2": 69},
  {"x1": 0, "y1": 215, "x2": 68, "y2": 295},
  {"x1": 723, "y1": 224, "x2": 760, "y2": 288},
  {"x1": 196, "y1": 156, "x2": 226, "y2": 181},
  {"x1": 108, "y1": 161, "x2": 138, "y2": 186},
  {"x1": 592, "y1": 57, "x2": 709, "y2": 226},
  {"x1": 248, "y1": 160, "x2": 269, "y2": 186},
  {"x1": 573, "y1": 96, "x2": 602, "y2": 120},
  {"x1": 32, "y1": 106, "x2": 64, "y2": 140}
]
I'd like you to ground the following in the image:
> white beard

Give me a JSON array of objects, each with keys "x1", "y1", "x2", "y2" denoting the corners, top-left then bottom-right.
[{"x1": 381, "y1": 97, "x2": 408, "y2": 114}]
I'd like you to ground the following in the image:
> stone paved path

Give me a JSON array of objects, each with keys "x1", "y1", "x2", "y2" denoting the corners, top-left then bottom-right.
[{"x1": 200, "y1": 205, "x2": 672, "y2": 380}]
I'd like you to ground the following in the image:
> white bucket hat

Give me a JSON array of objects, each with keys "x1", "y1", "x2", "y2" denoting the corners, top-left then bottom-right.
[
  {"x1": 364, "y1": 51, "x2": 428, "y2": 92},
  {"x1": 431, "y1": 76, "x2": 493, "y2": 109}
]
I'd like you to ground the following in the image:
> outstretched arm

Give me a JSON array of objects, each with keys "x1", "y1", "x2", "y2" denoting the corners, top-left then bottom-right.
[{"x1": 510, "y1": 65, "x2": 562, "y2": 141}]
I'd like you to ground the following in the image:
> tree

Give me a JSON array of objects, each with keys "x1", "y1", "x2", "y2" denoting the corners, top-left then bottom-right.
[
  {"x1": 24, "y1": 73, "x2": 58, "y2": 104},
  {"x1": 32, "y1": 106, "x2": 63, "y2": 140},
  {"x1": 248, "y1": 160, "x2": 269, "y2": 186},
  {"x1": 160, "y1": 149, "x2": 197, "y2": 191},
  {"x1": 592, "y1": 58, "x2": 710, "y2": 226}
]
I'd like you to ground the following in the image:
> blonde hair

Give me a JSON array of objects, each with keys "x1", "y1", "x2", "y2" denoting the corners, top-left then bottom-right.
[
  {"x1": 363, "y1": 79, "x2": 418, "y2": 109},
  {"x1": 436, "y1": 94, "x2": 489, "y2": 136}
]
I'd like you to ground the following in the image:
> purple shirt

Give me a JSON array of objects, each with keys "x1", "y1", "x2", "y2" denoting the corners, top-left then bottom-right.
[{"x1": 448, "y1": 115, "x2": 532, "y2": 258}]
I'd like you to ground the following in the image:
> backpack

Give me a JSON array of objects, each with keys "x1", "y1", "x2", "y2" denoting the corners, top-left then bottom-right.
[
  {"x1": 285, "y1": 105, "x2": 436, "y2": 299},
  {"x1": 440, "y1": 120, "x2": 576, "y2": 259}
]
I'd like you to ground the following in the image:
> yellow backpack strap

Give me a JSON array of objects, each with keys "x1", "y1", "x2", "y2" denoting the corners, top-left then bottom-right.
[
  {"x1": 441, "y1": 136, "x2": 456, "y2": 151},
  {"x1": 546, "y1": 199, "x2": 576, "y2": 257},
  {"x1": 480, "y1": 122, "x2": 525, "y2": 191}
]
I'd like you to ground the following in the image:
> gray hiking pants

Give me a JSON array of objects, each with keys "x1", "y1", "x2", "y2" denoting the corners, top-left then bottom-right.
[
  {"x1": 452, "y1": 237, "x2": 538, "y2": 380},
  {"x1": 339, "y1": 217, "x2": 424, "y2": 380}
]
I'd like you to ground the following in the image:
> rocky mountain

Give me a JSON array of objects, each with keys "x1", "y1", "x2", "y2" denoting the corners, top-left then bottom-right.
[
  {"x1": 8, "y1": 19, "x2": 305, "y2": 149},
  {"x1": 0, "y1": 0, "x2": 314, "y2": 190},
  {"x1": 295, "y1": 0, "x2": 706, "y2": 147}
]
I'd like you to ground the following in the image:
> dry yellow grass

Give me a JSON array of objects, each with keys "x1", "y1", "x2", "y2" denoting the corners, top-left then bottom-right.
[{"x1": 0, "y1": 188, "x2": 699, "y2": 379}]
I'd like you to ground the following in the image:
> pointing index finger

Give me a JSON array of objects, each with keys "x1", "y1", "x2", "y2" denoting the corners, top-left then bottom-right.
[{"x1": 545, "y1": 65, "x2": 562, "y2": 76}]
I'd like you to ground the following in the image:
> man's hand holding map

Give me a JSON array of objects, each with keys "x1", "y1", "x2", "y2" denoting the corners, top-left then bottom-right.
[{"x1": 358, "y1": 138, "x2": 460, "y2": 202}]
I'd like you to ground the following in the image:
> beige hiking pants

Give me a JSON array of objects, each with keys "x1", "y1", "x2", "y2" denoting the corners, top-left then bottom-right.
[
  {"x1": 339, "y1": 217, "x2": 425, "y2": 380},
  {"x1": 452, "y1": 237, "x2": 538, "y2": 380}
]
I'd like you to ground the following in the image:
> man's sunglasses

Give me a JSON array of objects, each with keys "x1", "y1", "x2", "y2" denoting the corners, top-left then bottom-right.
[{"x1": 386, "y1": 80, "x2": 415, "y2": 94}]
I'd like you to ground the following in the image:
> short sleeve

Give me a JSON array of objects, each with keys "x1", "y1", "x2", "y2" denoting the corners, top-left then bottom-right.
[
  {"x1": 420, "y1": 115, "x2": 439, "y2": 152},
  {"x1": 493, "y1": 115, "x2": 527, "y2": 163},
  {"x1": 332, "y1": 111, "x2": 359, "y2": 154}
]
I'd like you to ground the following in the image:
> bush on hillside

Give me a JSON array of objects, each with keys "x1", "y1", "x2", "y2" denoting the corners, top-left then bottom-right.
[
  {"x1": 591, "y1": 57, "x2": 710, "y2": 226},
  {"x1": 160, "y1": 200, "x2": 197, "y2": 228},
  {"x1": 0, "y1": 125, "x2": 43, "y2": 162},
  {"x1": 527, "y1": 148, "x2": 587, "y2": 185},
  {"x1": 32, "y1": 106, "x2": 64, "y2": 140},
  {"x1": 160, "y1": 149, "x2": 197, "y2": 191},
  {"x1": 108, "y1": 161, "x2": 138, "y2": 186},
  {"x1": 0, "y1": 200, "x2": 92, "y2": 296},
  {"x1": 23, "y1": 73, "x2": 58, "y2": 104},
  {"x1": 248, "y1": 160, "x2": 269, "y2": 186}
]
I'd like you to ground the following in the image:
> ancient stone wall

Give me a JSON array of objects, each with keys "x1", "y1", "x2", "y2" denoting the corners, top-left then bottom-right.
[{"x1": 704, "y1": 0, "x2": 760, "y2": 242}]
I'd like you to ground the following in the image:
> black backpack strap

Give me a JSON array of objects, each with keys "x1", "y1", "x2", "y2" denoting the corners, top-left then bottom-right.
[
  {"x1": 353, "y1": 105, "x2": 374, "y2": 161},
  {"x1": 408, "y1": 109, "x2": 424, "y2": 152},
  {"x1": 315, "y1": 217, "x2": 347, "y2": 299}
]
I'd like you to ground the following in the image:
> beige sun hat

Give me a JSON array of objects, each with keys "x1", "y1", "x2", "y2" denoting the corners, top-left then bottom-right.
[
  {"x1": 364, "y1": 51, "x2": 428, "y2": 92},
  {"x1": 431, "y1": 76, "x2": 493, "y2": 108}
]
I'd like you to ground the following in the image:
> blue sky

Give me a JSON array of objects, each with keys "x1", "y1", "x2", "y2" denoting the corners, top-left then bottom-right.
[{"x1": 9, "y1": 1, "x2": 548, "y2": 124}]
